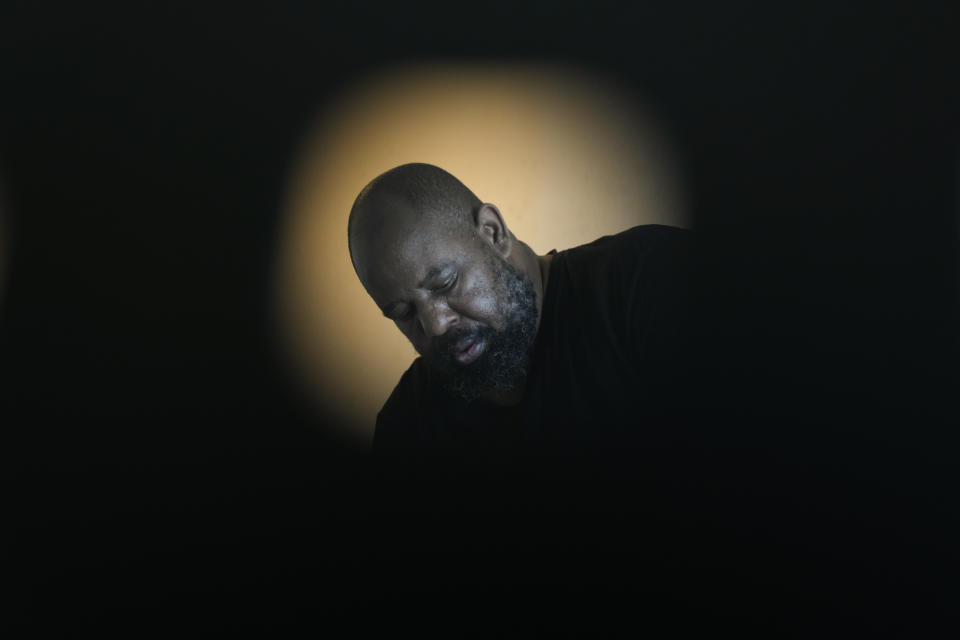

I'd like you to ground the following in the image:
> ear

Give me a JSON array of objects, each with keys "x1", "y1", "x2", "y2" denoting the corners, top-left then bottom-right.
[{"x1": 475, "y1": 203, "x2": 512, "y2": 258}]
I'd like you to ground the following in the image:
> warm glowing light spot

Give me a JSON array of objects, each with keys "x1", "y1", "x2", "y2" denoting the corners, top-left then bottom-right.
[{"x1": 275, "y1": 62, "x2": 687, "y2": 447}]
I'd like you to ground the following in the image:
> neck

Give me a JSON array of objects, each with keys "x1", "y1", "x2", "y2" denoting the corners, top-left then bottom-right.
[{"x1": 538, "y1": 252, "x2": 553, "y2": 299}]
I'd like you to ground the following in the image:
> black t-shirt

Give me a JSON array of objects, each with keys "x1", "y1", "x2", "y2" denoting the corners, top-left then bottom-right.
[
  {"x1": 373, "y1": 224, "x2": 704, "y2": 454},
  {"x1": 365, "y1": 225, "x2": 947, "y2": 631}
]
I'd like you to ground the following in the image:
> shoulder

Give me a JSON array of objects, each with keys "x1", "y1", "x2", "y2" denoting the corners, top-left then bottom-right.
[
  {"x1": 554, "y1": 225, "x2": 696, "y2": 305},
  {"x1": 549, "y1": 225, "x2": 702, "y2": 358},
  {"x1": 563, "y1": 225, "x2": 694, "y2": 267},
  {"x1": 372, "y1": 357, "x2": 433, "y2": 453}
]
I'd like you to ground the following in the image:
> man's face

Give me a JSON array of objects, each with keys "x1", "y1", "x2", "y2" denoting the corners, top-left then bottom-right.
[{"x1": 358, "y1": 215, "x2": 538, "y2": 402}]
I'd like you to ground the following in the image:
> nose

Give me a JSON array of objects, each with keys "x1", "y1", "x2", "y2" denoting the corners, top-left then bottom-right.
[{"x1": 417, "y1": 300, "x2": 459, "y2": 337}]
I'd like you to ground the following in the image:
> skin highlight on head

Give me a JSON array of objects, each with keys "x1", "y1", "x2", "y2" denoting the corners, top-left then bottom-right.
[{"x1": 348, "y1": 163, "x2": 553, "y2": 405}]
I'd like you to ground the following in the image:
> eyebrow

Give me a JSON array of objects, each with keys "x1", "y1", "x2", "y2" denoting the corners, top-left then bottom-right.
[{"x1": 380, "y1": 265, "x2": 451, "y2": 317}]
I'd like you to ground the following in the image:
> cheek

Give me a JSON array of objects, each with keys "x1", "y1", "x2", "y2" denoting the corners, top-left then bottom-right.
[{"x1": 456, "y1": 283, "x2": 503, "y2": 327}]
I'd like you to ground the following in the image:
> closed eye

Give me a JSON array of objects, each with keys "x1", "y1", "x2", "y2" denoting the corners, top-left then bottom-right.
[
  {"x1": 389, "y1": 306, "x2": 415, "y2": 323},
  {"x1": 383, "y1": 273, "x2": 457, "y2": 322},
  {"x1": 382, "y1": 303, "x2": 413, "y2": 322},
  {"x1": 439, "y1": 273, "x2": 458, "y2": 291}
]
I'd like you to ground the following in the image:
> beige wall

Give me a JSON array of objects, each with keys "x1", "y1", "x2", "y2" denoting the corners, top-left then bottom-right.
[{"x1": 274, "y1": 62, "x2": 688, "y2": 447}]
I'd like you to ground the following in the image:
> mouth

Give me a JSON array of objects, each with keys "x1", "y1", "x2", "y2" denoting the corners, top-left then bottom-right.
[{"x1": 451, "y1": 335, "x2": 486, "y2": 365}]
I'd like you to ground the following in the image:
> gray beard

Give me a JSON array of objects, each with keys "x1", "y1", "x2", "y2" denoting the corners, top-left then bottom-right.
[{"x1": 427, "y1": 257, "x2": 539, "y2": 404}]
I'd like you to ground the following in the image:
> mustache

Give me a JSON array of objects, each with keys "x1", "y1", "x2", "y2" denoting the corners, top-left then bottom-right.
[{"x1": 432, "y1": 325, "x2": 488, "y2": 358}]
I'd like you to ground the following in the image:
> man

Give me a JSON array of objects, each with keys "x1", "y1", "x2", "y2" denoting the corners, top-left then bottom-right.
[
  {"x1": 346, "y1": 165, "x2": 912, "y2": 632},
  {"x1": 349, "y1": 163, "x2": 702, "y2": 454}
]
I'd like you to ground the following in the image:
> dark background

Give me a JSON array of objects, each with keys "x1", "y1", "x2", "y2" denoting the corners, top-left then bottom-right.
[{"x1": 4, "y1": 2, "x2": 958, "y2": 635}]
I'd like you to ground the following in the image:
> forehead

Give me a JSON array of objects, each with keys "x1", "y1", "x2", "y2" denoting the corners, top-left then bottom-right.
[{"x1": 357, "y1": 212, "x2": 478, "y2": 299}]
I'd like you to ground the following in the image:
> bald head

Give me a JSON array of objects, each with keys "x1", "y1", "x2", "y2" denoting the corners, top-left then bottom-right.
[{"x1": 348, "y1": 163, "x2": 483, "y2": 274}]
